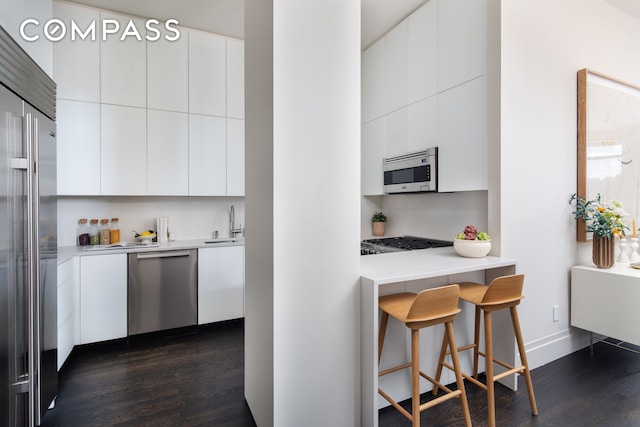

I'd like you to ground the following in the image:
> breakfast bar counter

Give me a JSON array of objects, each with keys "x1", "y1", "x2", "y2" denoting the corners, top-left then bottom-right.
[{"x1": 360, "y1": 247, "x2": 518, "y2": 427}]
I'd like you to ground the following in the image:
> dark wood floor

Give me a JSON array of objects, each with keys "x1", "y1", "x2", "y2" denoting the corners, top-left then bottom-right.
[{"x1": 41, "y1": 322, "x2": 640, "y2": 427}]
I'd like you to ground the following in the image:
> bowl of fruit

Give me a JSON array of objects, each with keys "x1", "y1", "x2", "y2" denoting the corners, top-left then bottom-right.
[
  {"x1": 454, "y1": 225, "x2": 491, "y2": 258},
  {"x1": 134, "y1": 230, "x2": 156, "y2": 244}
]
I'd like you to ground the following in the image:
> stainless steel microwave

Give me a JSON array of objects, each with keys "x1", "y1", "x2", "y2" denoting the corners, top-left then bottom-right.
[{"x1": 383, "y1": 147, "x2": 437, "y2": 193}]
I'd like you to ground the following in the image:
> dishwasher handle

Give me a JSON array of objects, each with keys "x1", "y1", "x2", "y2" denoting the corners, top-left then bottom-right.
[{"x1": 136, "y1": 250, "x2": 192, "y2": 260}]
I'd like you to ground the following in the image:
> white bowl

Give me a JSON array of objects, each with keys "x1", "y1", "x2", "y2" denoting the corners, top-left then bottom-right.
[
  {"x1": 453, "y1": 239, "x2": 491, "y2": 258},
  {"x1": 136, "y1": 234, "x2": 156, "y2": 244}
]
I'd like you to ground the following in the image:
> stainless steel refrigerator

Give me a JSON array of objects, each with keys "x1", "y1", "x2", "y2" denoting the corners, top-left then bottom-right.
[{"x1": 0, "y1": 26, "x2": 57, "y2": 426}]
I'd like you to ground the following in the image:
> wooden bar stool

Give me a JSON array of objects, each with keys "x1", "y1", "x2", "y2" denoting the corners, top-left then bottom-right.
[
  {"x1": 433, "y1": 274, "x2": 538, "y2": 427},
  {"x1": 378, "y1": 284, "x2": 471, "y2": 427}
]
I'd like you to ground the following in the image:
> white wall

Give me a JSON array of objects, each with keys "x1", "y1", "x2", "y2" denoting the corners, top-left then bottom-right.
[
  {"x1": 500, "y1": 0, "x2": 640, "y2": 368},
  {"x1": 0, "y1": 0, "x2": 53, "y2": 76},
  {"x1": 245, "y1": 0, "x2": 361, "y2": 426},
  {"x1": 57, "y1": 197, "x2": 244, "y2": 246}
]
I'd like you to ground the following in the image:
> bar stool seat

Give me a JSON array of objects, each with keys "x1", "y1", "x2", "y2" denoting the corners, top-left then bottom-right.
[
  {"x1": 378, "y1": 284, "x2": 471, "y2": 427},
  {"x1": 433, "y1": 274, "x2": 538, "y2": 427}
]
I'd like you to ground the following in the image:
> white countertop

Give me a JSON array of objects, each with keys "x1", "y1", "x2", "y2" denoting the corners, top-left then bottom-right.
[
  {"x1": 360, "y1": 246, "x2": 517, "y2": 285},
  {"x1": 58, "y1": 238, "x2": 245, "y2": 264}
]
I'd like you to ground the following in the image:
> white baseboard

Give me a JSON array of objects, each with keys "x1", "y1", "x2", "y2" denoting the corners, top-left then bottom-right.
[{"x1": 525, "y1": 328, "x2": 590, "y2": 370}]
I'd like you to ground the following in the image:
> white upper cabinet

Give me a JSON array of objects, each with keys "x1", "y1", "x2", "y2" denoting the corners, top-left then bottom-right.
[
  {"x1": 100, "y1": 12, "x2": 146, "y2": 107},
  {"x1": 147, "y1": 29, "x2": 188, "y2": 112},
  {"x1": 408, "y1": 0, "x2": 438, "y2": 104},
  {"x1": 53, "y1": 2, "x2": 100, "y2": 102},
  {"x1": 147, "y1": 110, "x2": 189, "y2": 195},
  {"x1": 100, "y1": 104, "x2": 147, "y2": 195},
  {"x1": 437, "y1": 76, "x2": 487, "y2": 192},
  {"x1": 226, "y1": 38, "x2": 245, "y2": 119},
  {"x1": 56, "y1": 100, "x2": 100, "y2": 195},
  {"x1": 189, "y1": 30, "x2": 226, "y2": 116},
  {"x1": 189, "y1": 114, "x2": 227, "y2": 196},
  {"x1": 362, "y1": 38, "x2": 386, "y2": 123},
  {"x1": 384, "y1": 107, "x2": 409, "y2": 158},
  {"x1": 408, "y1": 96, "x2": 438, "y2": 153},
  {"x1": 384, "y1": 20, "x2": 409, "y2": 115},
  {"x1": 437, "y1": 0, "x2": 487, "y2": 92},
  {"x1": 362, "y1": 117, "x2": 386, "y2": 196},
  {"x1": 227, "y1": 118, "x2": 245, "y2": 196}
]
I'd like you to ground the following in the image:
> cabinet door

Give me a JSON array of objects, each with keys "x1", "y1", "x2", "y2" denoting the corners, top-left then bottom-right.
[
  {"x1": 408, "y1": 0, "x2": 438, "y2": 104},
  {"x1": 437, "y1": 0, "x2": 486, "y2": 92},
  {"x1": 147, "y1": 109, "x2": 189, "y2": 195},
  {"x1": 100, "y1": 12, "x2": 146, "y2": 107},
  {"x1": 384, "y1": 19, "x2": 409, "y2": 115},
  {"x1": 361, "y1": 37, "x2": 386, "y2": 123},
  {"x1": 408, "y1": 96, "x2": 438, "y2": 153},
  {"x1": 188, "y1": 114, "x2": 226, "y2": 196},
  {"x1": 56, "y1": 100, "x2": 101, "y2": 195},
  {"x1": 362, "y1": 118, "x2": 385, "y2": 196},
  {"x1": 57, "y1": 257, "x2": 77, "y2": 369},
  {"x1": 227, "y1": 118, "x2": 244, "y2": 196},
  {"x1": 437, "y1": 76, "x2": 487, "y2": 192},
  {"x1": 384, "y1": 106, "x2": 408, "y2": 157},
  {"x1": 226, "y1": 38, "x2": 245, "y2": 119},
  {"x1": 198, "y1": 246, "x2": 244, "y2": 324},
  {"x1": 101, "y1": 104, "x2": 147, "y2": 195},
  {"x1": 79, "y1": 254, "x2": 127, "y2": 344},
  {"x1": 188, "y1": 30, "x2": 226, "y2": 116},
  {"x1": 147, "y1": 31, "x2": 188, "y2": 112},
  {"x1": 53, "y1": 2, "x2": 100, "y2": 102}
]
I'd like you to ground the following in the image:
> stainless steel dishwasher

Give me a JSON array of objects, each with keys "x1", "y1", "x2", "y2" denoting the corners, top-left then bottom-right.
[{"x1": 128, "y1": 249, "x2": 197, "y2": 336}]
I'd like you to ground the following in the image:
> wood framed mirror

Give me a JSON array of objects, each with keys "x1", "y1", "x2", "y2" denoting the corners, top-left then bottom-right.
[{"x1": 577, "y1": 69, "x2": 640, "y2": 242}]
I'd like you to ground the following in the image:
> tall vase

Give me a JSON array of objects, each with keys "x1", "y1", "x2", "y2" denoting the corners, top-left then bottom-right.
[{"x1": 592, "y1": 235, "x2": 615, "y2": 269}]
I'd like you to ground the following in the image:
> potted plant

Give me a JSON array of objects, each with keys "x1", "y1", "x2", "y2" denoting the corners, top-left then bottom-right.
[
  {"x1": 570, "y1": 193, "x2": 628, "y2": 268},
  {"x1": 454, "y1": 225, "x2": 491, "y2": 257},
  {"x1": 372, "y1": 211, "x2": 387, "y2": 236}
]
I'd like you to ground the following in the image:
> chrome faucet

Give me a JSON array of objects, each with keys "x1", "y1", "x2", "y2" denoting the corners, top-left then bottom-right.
[{"x1": 230, "y1": 205, "x2": 242, "y2": 238}]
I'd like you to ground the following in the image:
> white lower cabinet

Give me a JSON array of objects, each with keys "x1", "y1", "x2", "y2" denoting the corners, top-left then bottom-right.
[
  {"x1": 79, "y1": 253, "x2": 127, "y2": 344},
  {"x1": 198, "y1": 246, "x2": 245, "y2": 324},
  {"x1": 57, "y1": 257, "x2": 78, "y2": 370}
]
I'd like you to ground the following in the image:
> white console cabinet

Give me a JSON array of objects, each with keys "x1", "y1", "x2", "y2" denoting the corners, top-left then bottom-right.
[{"x1": 571, "y1": 264, "x2": 640, "y2": 345}]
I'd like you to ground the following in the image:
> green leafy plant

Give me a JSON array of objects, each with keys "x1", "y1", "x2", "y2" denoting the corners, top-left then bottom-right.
[
  {"x1": 569, "y1": 193, "x2": 628, "y2": 238},
  {"x1": 455, "y1": 225, "x2": 490, "y2": 240},
  {"x1": 372, "y1": 212, "x2": 387, "y2": 223}
]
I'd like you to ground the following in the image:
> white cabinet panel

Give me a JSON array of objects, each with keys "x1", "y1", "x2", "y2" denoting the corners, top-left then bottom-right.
[
  {"x1": 362, "y1": 38, "x2": 386, "y2": 123},
  {"x1": 226, "y1": 38, "x2": 245, "y2": 119},
  {"x1": 408, "y1": 96, "x2": 438, "y2": 153},
  {"x1": 189, "y1": 30, "x2": 226, "y2": 116},
  {"x1": 53, "y1": 2, "x2": 100, "y2": 102},
  {"x1": 384, "y1": 106, "x2": 409, "y2": 158},
  {"x1": 79, "y1": 253, "x2": 127, "y2": 344},
  {"x1": 147, "y1": 32, "x2": 188, "y2": 112},
  {"x1": 56, "y1": 100, "x2": 101, "y2": 195},
  {"x1": 437, "y1": 76, "x2": 487, "y2": 192},
  {"x1": 227, "y1": 118, "x2": 245, "y2": 196},
  {"x1": 100, "y1": 12, "x2": 146, "y2": 107},
  {"x1": 437, "y1": 0, "x2": 487, "y2": 92},
  {"x1": 408, "y1": 0, "x2": 438, "y2": 104},
  {"x1": 147, "y1": 110, "x2": 189, "y2": 195},
  {"x1": 188, "y1": 114, "x2": 226, "y2": 196},
  {"x1": 57, "y1": 257, "x2": 77, "y2": 369},
  {"x1": 198, "y1": 246, "x2": 244, "y2": 324},
  {"x1": 384, "y1": 19, "x2": 409, "y2": 115},
  {"x1": 362, "y1": 117, "x2": 386, "y2": 196},
  {"x1": 100, "y1": 104, "x2": 147, "y2": 195}
]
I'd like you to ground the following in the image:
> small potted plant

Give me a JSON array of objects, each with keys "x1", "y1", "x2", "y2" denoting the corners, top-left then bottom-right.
[
  {"x1": 372, "y1": 212, "x2": 387, "y2": 236},
  {"x1": 454, "y1": 225, "x2": 491, "y2": 257}
]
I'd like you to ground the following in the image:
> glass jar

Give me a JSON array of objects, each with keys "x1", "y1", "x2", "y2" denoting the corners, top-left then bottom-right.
[
  {"x1": 77, "y1": 218, "x2": 90, "y2": 246},
  {"x1": 99, "y1": 219, "x2": 111, "y2": 245},
  {"x1": 89, "y1": 219, "x2": 100, "y2": 245},
  {"x1": 110, "y1": 218, "x2": 120, "y2": 244}
]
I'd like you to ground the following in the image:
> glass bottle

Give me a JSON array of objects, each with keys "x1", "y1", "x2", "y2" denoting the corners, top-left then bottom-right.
[
  {"x1": 99, "y1": 219, "x2": 111, "y2": 245},
  {"x1": 89, "y1": 219, "x2": 100, "y2": 245},
  {"x1": 110, "y1": 218, "x2": 120, "y2": 244},
  {"x1": 77, "y1": 218, "x2": 90, "y2": 246}
]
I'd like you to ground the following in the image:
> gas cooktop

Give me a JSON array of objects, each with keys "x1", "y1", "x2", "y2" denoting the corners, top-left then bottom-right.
[{"x1": 361, "y1": 235, "x2": 453, "y2": 255}]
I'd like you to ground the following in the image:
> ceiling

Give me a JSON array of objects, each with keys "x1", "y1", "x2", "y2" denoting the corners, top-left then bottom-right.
[
  {"x1": 67, "y1": 0, "x2": 640, "y2": 49},
  {"x1": 65, "y1": 0, "x2": 427, "y2": 49}
]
